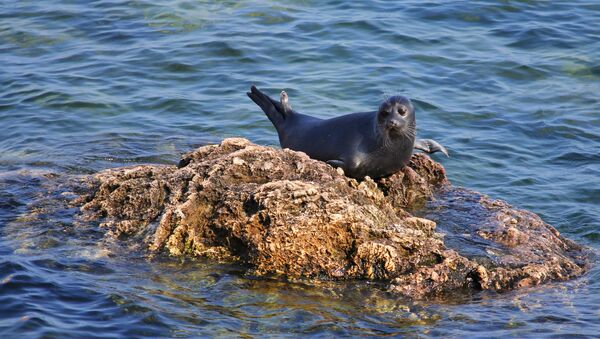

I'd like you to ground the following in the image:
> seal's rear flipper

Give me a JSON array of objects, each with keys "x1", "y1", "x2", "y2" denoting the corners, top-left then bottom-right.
[
  {"x1": 414, "y1": 139, "x2": 449, "y2": 157},
  {"x1": 280, "y1": 90, "x2": 292, "y2": 115},
  {"x1": 247, "y1": 86, "x2": 289, "y2": 129}
]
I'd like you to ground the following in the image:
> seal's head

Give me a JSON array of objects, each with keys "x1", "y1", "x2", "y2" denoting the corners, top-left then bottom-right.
[{"x1": 376, "y1": 95, "x2": 416, "y2": 139}]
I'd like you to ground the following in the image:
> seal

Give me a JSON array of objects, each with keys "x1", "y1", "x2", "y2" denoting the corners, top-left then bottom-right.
[{"x1": 247, "y1": 85, "x2": 447, "y2": 179}]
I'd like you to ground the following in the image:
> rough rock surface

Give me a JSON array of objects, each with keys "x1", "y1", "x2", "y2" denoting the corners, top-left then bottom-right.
[{"x1": 79, "y1": 138, "x2": 591, "y2": 298}]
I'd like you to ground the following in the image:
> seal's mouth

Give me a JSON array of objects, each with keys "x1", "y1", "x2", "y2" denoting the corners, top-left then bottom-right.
[{"x1": 385, "y1": 120, "x2": 405, "y2": 133}]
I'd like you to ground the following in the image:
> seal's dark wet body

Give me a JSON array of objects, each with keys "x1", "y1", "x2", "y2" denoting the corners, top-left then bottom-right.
[
  {"x1": 279, "y1": 111, "x2": 413, "y2": 179},
  {"x1": 247, "y1": 86, "x2": 446, "y2": 179}
]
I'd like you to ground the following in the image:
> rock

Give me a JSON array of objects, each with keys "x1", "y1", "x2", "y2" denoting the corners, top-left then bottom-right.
[{"x1": 79, "y1": 138, "x2": 590, "y2": 299}]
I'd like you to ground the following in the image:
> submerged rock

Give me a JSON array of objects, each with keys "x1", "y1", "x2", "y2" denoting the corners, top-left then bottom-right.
[{"x1": 79, "y1": 138, "x2": 590, "y2": 298}]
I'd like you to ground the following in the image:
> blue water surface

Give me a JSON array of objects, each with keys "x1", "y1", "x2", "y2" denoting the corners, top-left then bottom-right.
[{"x1": 1, "y1": 1, "x2": 599, "y2": 337}]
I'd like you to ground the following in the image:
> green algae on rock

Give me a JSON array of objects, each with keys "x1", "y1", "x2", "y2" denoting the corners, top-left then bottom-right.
[{"x1": 79, "y1": 138, "x2": 590, "y2": 298}]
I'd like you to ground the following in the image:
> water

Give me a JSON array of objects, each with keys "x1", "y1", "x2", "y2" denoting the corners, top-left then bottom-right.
[{"x1": 1, "y1": 0, "x2": 599, "y2": 337}]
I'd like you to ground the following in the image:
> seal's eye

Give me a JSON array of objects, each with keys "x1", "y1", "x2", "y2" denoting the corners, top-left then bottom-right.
[
  {"x1": 398, "y1": 107, "x2": 407, "y2": 116},
  {"x1": 380, "y1": 110, "x2": 390, "y2": 117}
]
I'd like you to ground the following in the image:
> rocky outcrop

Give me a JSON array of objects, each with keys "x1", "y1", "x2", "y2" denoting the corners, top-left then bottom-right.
[{"x1": 78, "y1": 138, "x2": 590, "y2": 298}]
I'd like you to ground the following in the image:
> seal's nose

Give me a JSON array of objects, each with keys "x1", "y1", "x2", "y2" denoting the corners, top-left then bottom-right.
[{"x1": 386, "y1": 119, "x2": 404, "y2": 130}]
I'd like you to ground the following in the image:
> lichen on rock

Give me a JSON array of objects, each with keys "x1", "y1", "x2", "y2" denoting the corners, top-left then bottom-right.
[{"x1": 79, "y1": 138, "x2": 590, "y2": 298}]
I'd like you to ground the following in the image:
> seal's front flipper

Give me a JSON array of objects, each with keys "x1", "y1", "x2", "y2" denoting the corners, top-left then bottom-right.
[
  {"x1": 247, "y1": 85, "x2": 287, "y2": 127},
  {"x1": 326, "y1": 160, "x2": 345, "y2": 168},
  {"x1": 414, "y1": 139, "x2": 449, "y2": 157}
]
